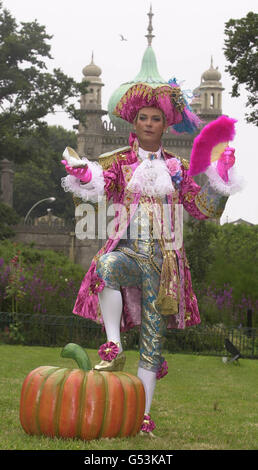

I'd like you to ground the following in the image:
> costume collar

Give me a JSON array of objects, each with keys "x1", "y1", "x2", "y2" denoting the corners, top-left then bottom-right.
[
  {"x1": 129, "y1": 132, "x2": 164, "y2": 162},
  {"x1": 138, "y1": 146, "x2": 162, "y2": 161}
]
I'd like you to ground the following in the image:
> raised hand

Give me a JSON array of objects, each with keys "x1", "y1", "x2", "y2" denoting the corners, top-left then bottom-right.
[
  {"x1": 216, "y1": 147, "x2": 235, "y2": 183},
  {"x1": 61, "y1": 159, "x2": 92, "y2": 183}
]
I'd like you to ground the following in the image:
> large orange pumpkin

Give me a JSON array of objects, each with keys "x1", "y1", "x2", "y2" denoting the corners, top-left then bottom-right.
[{"x1": 20, "y1": 343, "x2": 145, "y2": 440}]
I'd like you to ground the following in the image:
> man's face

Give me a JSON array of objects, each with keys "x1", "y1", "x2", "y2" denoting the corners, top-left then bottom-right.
[{"x1": 133, "y1": 107, "x2": 167, "y2": 151}]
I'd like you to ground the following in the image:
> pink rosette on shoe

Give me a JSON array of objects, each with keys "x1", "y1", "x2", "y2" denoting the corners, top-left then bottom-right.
[
  {"x1": 98, "y1": 341, "x2": 119, "y2": 361},
  {"x1": 156, "y1": 360, "x2": 168, "y2": 380},
  {"x1": 140, "y1": 414, "x2": 156, "y2": 433}
]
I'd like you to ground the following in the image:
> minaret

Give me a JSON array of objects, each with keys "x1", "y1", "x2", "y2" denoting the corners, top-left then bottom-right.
[
  {"x1": 191, "y1": 56, "x2": 224, "y2": 124},
  {"x1": 145, "y1": 5, "x2": 155, "y2": 46},
  {"x1": 77, "y1": 53, "x2": 107, "y2": 158},
  {"x1": 134, "y1": 5, "x2": 165, "y2": 84},
  {"x1": 81, "y1": 52, "x2": 103, "y2": 110},
  {"x1": 107, "y1": 6, "x2": 165, "y2": 129}
]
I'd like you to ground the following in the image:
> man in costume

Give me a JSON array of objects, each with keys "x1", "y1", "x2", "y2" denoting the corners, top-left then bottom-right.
[{"x1": 61, "y1": 81, "x2": 240, "y2": 435}]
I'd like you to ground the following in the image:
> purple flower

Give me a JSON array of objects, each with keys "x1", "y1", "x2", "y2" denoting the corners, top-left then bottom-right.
[
  {"x1": 156, "y1": 360, "x2": 168, "y2": 380},
  {"x1": 98, "y1": 341, "x2": 119, "y2": 361},
  {"x1": 171, "y1": 170, "x2": 183, "y2": 188},
  {"x1": 140, "y1": 414, "x2": 156, "y2": 433},
  {"x1": 89, "y1": 273, "x2": 105, "y2": 295}
]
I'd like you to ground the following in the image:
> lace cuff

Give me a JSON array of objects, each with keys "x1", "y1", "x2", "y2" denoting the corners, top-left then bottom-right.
[
  {"x1": 205, "y1": 162, "x2": 243, "y2": 196},
  {"x1": 61, "y1": 160, "x2": 105, "y2": 203},
  {"x1": 195, "y1": 181, "x2": 228, "y2": 218}
]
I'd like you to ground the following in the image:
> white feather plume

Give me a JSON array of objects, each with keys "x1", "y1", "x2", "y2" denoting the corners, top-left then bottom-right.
[{"x1": 205, "y1": 161, "x2": 245, "y2": 196}]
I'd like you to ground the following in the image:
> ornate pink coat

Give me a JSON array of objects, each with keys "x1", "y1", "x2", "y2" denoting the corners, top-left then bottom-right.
[{"x1": 67, "y1": 135, "x2": 227, "y2": 331}]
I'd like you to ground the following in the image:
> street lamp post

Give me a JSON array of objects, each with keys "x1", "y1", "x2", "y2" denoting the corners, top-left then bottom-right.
[{"x1": 24, "y1": 197, "x2": 56, "y2": 224}]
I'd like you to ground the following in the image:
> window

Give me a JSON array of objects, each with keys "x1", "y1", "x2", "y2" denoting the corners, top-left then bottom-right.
[{"x1": 210, "y1": 93, "x2": 215, "y2": 108}]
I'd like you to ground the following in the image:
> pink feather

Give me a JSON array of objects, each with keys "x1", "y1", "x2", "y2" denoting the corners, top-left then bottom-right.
[{"x1": 188, "y1": 116, "x2": 237, "y2": 176}]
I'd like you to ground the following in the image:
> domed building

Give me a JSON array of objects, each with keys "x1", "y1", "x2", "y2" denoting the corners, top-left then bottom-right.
[
  {"x1": 77, "y1": 7, "x2": 224, "y2": 164},
  {"x1": 77, "y1": 53, "x2": 107, "y2": 157},
  {"x1": 107, "y1": 7, "x2": 166, "y2": 131},
  {"x1": 107, "y1": 44, "x2": 166, "y2": 130},
  {"x1": 191, "y1": 56, "x2": 224, "y2": 119}
]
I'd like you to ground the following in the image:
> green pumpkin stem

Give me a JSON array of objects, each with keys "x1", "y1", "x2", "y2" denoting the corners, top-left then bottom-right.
[{"x1": 61, "y1": 343, "x2": 92, "y2": 371}]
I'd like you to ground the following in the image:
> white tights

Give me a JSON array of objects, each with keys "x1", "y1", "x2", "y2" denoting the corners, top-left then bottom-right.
[
  {"x1": 98, "y1": 287, "x2": 123, "y2": 352},
  {"x1": 137, "y1": 367, "x2": 156, "y2": 415}
]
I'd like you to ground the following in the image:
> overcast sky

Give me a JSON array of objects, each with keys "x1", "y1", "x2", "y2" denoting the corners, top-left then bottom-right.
[{"x1": 2, "y1": 0, "x2": 258, "y2": 224}]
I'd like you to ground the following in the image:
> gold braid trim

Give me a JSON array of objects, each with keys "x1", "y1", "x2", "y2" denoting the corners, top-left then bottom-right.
[
  {"x1": 140, "y1": 196, "x2": 180, "y2": 316},
  {"x1": 113, "y1": 83, "x2": 186, "y2": 117},
  {"x1": 154, "y1": 199, "x2": 180, "y2": 316},
  {"x1": 195, "y1": 191, "x2": 225, "y2": 219},
  {"x1": 73, "y1": 196, "x2": 82, "y2": 208},
  {"x1": 156, "y1": 282, "x2": 179, "y2": 315},
  {"x1": 180, "y1": 157, "x2": 190, "y2": 170},
  {"x1": 98, "y1": 146, "x2": 130, "y2": 170}
]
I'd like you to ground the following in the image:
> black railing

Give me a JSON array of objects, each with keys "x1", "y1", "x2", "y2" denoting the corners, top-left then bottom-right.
[
  {"x1": 0, "y1": 312, "x2": 257, "y2": 359},
  {"x1": 165, "y1": 325, "x2": 258, "y2": 358}
]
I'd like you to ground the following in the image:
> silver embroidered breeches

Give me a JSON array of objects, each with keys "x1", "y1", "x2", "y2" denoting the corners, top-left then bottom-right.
[{"x1": 96, "y1": 236, "x2": 168, "y2": 372}]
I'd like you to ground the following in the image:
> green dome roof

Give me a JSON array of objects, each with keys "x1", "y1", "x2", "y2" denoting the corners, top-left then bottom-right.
[
  {"x1": 134, "y1": 46, "x2": 165, "y2": 83},
  {"x1": 108, "y1": 46, "x2": 166, "y2": 126}
]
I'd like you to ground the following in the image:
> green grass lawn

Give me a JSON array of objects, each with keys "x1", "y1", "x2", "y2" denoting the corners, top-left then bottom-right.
[{"x1": 0, "y1": 344, "x2": 257, "y2": 450}]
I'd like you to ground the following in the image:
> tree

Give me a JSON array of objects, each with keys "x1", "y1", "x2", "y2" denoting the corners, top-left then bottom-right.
[
  {"x1": 206, "y1": 223, "x2": 258, "y2": 303},
  {"x1": 0, "y1": 202, "x2": 19, "y2": 239},
  {"x1": 0, "y1": 2, "x2": 88, "y2": 162},
  {"x1": 13, "y1": 125, "x2": 77, "y2": 221},
  {"x1": 183, "y1": 219, "x2": 219, "y2": 289},
  {"x1": 224, "y1": 12, "x2": 258, "y2": 125}
]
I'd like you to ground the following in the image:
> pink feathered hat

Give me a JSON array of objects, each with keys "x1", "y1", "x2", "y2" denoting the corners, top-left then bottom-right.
[{"x1": 113, "y1": 81, "x2": 201, "y2": 134}]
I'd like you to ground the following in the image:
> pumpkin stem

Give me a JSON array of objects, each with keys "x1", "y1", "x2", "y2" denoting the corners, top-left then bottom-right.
[{"x1": 61, "y1": 343, "x2": 92, "y2": 371}]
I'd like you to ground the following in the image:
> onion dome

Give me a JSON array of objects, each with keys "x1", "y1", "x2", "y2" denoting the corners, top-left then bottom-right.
[
  {"x1": 108, "y1": 6, "x2": 166, "y2": 126},
  {"x1": 82, "y1": 53, "x2": 102, "y2": 81},
  {"x1": 201, "y1": 56, "x2": 221, "y2": 82}
]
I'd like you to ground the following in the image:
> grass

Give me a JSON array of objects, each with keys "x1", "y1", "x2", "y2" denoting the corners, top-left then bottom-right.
[{"x1": 0, "y1": 344, "x2": 257, "y2": 450}]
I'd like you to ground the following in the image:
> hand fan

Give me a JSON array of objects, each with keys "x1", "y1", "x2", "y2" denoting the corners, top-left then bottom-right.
[{"x1": 188, "y1": 116, "x2": 237, "y2": 177}]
